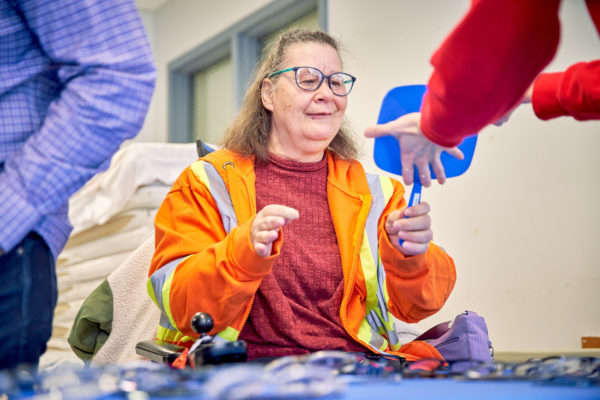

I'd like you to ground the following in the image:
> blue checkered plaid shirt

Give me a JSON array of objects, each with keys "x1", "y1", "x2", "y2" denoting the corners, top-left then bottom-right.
[{"x1": 0, "y1": 1, "x2": 156, "y2": 258}]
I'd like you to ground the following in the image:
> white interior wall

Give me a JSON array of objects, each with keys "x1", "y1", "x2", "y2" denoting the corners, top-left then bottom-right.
[
  {"x1": 143, "y1": 0, "x2": 273, "y2": 144},
  {"x1": 332, "y1": 0, "x2": 600, "y2": 353},
  {"x1": 141, "y1": 0, "x2": 600, "y2": 353},
  {"x1": 137, "y1": 10, "x2": 156, "y2": 143}
]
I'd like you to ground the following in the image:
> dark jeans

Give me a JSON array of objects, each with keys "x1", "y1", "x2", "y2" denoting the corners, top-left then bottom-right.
[{"x1": 0, "y1": 232, "x2": 57, "y2": 370}]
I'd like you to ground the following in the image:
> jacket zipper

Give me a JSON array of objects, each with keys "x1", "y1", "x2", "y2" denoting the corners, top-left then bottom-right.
[
  {"x1": 430, "y1": 337, "x2": 459, "y2": 348},
  {"x1": 340, "y1": 194, "x2": 381, "y2": 353},
  {"x1": 237, "y1": 165, "x2": 257, "y2": 335}
]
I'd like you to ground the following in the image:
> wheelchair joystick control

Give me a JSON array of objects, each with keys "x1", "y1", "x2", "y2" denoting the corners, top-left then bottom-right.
[
  {"x1": 134, "y1": 311, "x2": 246, "y2": 366},
  {"x1": 191, "y1": 312, "x2": 214, "y2": 336},
  {"x1": 188, "y1": 312, "x2": 248, "y2": 367}
]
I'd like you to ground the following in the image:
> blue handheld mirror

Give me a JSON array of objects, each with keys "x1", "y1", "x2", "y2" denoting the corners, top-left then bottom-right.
[{"x1": 373, "y1": 85, "x2": 478, "y2": 244}]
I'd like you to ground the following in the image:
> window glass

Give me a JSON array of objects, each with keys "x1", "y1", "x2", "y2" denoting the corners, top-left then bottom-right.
[
  {"x1": 185, "y1": 6, "x2": 320, "y2": 144},
  {"x1": 192, "y1": 57, "x2": 233, "y2": 145},
  {"x1": 260, "y1": 10, "x2": 319, "y2": 57}
]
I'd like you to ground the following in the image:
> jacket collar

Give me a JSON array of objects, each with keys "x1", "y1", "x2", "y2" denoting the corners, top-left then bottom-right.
[{"x1": 201, "y1": 148, "x2": 372, "y2": 219}]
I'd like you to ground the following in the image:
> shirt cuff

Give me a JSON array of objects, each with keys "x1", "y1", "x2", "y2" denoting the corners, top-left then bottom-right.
[
  {"x1": 420, "y1": 100, "x2": 464, "y2": 148},
  {"x1": 531, "y1": 72, "x2": 565, "y2": 120}
]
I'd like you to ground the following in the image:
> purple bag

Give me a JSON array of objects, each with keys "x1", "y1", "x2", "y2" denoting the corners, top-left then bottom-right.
[{"x1": 415, "y1": 311, "x2": 493, "y2": 372}]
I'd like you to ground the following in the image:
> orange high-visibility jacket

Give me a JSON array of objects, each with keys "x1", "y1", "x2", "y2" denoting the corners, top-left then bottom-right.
[{"x1": 148, "y1": 149, "x2": 456, "y2": 360}]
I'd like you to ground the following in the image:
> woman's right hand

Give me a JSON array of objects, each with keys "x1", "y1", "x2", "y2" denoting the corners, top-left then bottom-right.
[{"x1": 251, "y1": 204, "x2": 299, "y2": 257}]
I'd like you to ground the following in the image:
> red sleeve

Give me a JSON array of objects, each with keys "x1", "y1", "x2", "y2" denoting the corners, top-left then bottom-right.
[
  {"x1": 532, "y1": 60, "x2": 600, "y2": 121},
  {"x1": 586, "y1": 0, "x2": 600, "y2": 34},
  {"x1": 420, "y1": 0, "x2": 561, "y2": 147}
]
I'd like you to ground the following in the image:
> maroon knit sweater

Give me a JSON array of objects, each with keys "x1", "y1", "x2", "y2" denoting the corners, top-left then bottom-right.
[{"x1": 238, "y1": 154, "x2": 365, "y2": 359}]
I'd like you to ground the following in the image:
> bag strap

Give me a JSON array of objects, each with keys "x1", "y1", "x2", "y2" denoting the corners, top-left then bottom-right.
[
  {"x1": 414, "y1": 311, "x2": 477, "y2": 342},
  {"x1": 414, "y1": 320, "x2": 452, "y2": 341}
]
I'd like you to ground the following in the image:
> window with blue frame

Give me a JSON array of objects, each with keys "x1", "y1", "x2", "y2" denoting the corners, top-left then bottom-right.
[{"x1": 168, "y1": 0, "x2": 326, "y2": 144}]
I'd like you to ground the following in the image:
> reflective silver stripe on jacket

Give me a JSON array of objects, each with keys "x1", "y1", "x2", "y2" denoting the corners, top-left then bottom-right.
[
  {"x1": 151, "y1": 159, "x2": 239, "y2": 338},
  {"x1": 191, "y1": 160, "x2": 238, "y2": 232},
  {"x1": 359, "y1": 173, "x2": 400, "y2": 352},
  {"x1": 150, "y1": 257, "x2": 182, "y2": 333}
]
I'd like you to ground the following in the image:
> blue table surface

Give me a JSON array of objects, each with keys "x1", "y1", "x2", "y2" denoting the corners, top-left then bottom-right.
[
  {"x1": 12, "y1": 377, "x2": 600, "y2": 400},
  {"x1": 340, "y1": 378, "x2": 600, "y2": 400},
  {"x1": 7, "y1": 362, "x2": 600, "y2": 400}
]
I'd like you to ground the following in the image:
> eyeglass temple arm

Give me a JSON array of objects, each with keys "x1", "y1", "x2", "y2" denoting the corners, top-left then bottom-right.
[{"x1": 267, "y1": 67, "x2": 294, "y2": 78}]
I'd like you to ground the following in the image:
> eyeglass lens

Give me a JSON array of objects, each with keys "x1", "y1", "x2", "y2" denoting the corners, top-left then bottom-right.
[{"x1": 295, "y1": 67, "x2": 353, "y2": 96}]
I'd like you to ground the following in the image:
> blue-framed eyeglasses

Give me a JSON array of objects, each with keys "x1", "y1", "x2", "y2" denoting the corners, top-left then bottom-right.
[{"x1": 267, "y1": 66, "x2": 356, "y2": 96}]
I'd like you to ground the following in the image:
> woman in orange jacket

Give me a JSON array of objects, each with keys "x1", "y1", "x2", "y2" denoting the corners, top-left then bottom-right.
[{"x1": 148, "y1": 29, "x2": 456, "y2": 362}]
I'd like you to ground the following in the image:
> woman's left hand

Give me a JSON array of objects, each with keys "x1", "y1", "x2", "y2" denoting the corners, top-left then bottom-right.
[{"x1": 385, "y1": 201, "x2": 433, "y2": 256}]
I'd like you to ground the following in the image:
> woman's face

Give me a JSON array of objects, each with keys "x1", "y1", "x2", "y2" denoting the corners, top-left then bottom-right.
[{"x1": 261, "y1": 42, "x2": 347, "y2": 162}]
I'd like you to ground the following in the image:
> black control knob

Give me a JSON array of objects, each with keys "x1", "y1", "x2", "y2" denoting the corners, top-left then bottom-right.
[{"x1": 191, "y1": 312, "x2": 214, "y2": 335}]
